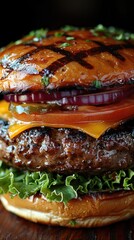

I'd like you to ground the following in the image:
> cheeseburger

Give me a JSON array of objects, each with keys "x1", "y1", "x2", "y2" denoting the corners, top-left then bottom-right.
[{"x1": 0, "y1": 25, "x2": 134, "y2": 228}]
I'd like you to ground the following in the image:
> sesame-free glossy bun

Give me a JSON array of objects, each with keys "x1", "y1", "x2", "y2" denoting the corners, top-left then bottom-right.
[{"x1": 0, "y1": 29, "x2": 134, "y2": 93}]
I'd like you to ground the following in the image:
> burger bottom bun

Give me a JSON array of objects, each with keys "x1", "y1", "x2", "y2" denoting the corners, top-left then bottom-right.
[{"x1": 1, "y1": 191, "x2": 134, "y2": 228}]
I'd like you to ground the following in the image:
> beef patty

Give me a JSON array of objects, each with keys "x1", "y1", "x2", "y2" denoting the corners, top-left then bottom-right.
[{"x1": 0, "y1": 118, "x2": 133, "y2": 174}]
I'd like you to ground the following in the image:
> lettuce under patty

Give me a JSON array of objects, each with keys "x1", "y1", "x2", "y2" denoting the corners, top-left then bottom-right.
[{"x1": 0, "y1": 161, "x2": 133, "y2": 204}]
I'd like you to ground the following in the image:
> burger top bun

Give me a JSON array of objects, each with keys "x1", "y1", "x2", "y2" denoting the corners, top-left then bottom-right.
[{"x1": 0, "y1": 26, "x2": 134, "y2": 93}]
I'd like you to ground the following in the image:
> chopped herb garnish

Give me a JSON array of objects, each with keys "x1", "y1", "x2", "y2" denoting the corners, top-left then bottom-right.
[
  {"x1": 0, "y1": 47, "x2": 5, "y2": 53},
  {"x1": 61, "y1": 25, "x2": 78, "y2": 32},
  {"x1": 92, "y1": 79, "x2": 102, "y2": 89},
  {"x1": 91, "y1": 24, "x2": 134, "y2": 41},
  {"x1": 66, "y1": 36, "x2": 75, "y2": 41},
  {"x1": 91, "y1": 24, "x2": 106, "y2": 36},
  {"x1": 85, "y1": 39, "x2": 91, "y2": 42},
  {"x1": 54, "y1": 32, "x2": 64, "y2": 37},
  {"x1": 28, "y1": 28, "x2": 48, "y2": 40},
  {"x1": 41, "y1": 75, "x2": 50, "y2": 86},
  {"x1": 59, "y1": 42, "x2": 72, "y2": 48},
  {"x1": 15, "y1": 39, "x2": 23, "y2": 45},
  {"x1": 69, "y1": 220, "x2": 77, "y2": 226}
]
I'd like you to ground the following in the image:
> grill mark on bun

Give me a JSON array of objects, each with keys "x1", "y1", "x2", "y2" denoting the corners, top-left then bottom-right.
[
  {"x1": 39, "y1": 41, "x2": 134, "y2": 77},
  {"x1": 39, "y1": 44, "x2": 93, "y2": 77},
  {"x1": 1, "y1": 38, "x2": 134, "y2": 81},
  {"x1": 91, "y1": 40, "x2": 126, "y2": 61}
]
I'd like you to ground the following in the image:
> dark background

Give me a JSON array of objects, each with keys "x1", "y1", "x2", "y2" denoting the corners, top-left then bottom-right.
[{"x1": 0, "y1": 0, "x2": 134, "y2": 47}]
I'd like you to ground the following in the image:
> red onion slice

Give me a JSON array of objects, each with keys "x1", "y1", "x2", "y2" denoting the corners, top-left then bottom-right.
[
  {"x1": 55, "y1": 88, "x2": 134, "y2": 106},
  {"x1": 4, "y1": 89, "x2": 86, "y2": 103},
  {"x1": 4, "y1": 87, "x2": 134, "y2": 106}
]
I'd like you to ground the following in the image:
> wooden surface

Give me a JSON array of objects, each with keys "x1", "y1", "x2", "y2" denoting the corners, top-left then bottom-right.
[{"x1": 0, "y1": 202, "x2": 134, "y2": 240}]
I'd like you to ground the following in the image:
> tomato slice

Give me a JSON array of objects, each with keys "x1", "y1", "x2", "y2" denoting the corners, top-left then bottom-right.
[{"x1": 11, "y1": 95, "x2": 134, "y2": 124}]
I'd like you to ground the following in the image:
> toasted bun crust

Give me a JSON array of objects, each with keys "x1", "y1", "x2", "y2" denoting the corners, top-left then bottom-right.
[
  {"x1": 1, "y1": 191, "x2": 134, "y2": 227},
  {"x1": 0, "y1": 29, "x2": 134, "y2": 93}
]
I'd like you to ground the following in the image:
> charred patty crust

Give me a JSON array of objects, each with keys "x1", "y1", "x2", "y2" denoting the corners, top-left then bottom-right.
[{"x1": 0, "y1": 118, "x2": 133, "y2": 174}]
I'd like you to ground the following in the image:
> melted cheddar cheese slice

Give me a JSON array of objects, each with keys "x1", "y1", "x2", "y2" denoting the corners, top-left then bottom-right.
[
  {"x1": 0, "y1": 100, "x2": 118, "y2": 139},
  {"x1": 8, "y1": 121, "x2": 118, "y2": 139}
]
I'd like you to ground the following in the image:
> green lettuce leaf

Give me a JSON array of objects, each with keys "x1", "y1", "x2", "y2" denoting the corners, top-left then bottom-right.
[{"x1": 0, "y1": 161, "x2": 133, "y2": 203}]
